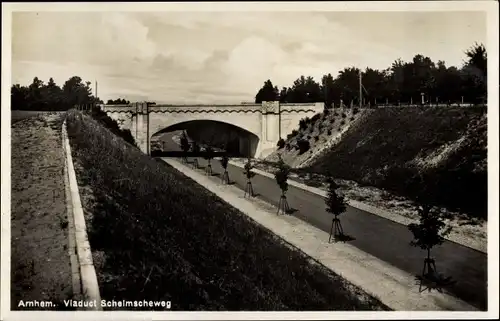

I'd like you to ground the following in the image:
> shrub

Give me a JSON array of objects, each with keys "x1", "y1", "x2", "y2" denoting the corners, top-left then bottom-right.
[
  {"x1": 311, "y1": 113, "x2": 321, "y2": 124},
  {"x1": 299, "y1": 119, "x2": 308, "y2": 130},
  {"x1": 297, "y1": 139, "x2": 311, "y2": 154},
  {"x1": 204, "y1": 145, "x2": 214, "y2": 165},
  {"x1": 350, "y1": 117, "x2": 355, "y2": 122},
  {"x1": 353, "y1": 108, "x2": 359, "y2": 115},
  {"x1": 275, "y1": 154, "x2": 291, "y2": 195},
  {"x1": 291, "y1": 129, "x2": 298, "y2": 137},
  {"x1": 330, "y1": 118, "x2": 335, "y2": 124},
  {"x1": 408, "y1": 201, "x2": 452, "y2": 278},
  {"x1": 244, "y1": 158, "x2": 255, "y2": 180},
  {"x1": 340, "y1": 120, "x2": 346, "y2": 126},
  {"x1": 220, "y1": 154, "x2": 229, "y2": 170},
  {"x1": 314, "y1": 135, "x2": 320, "y2": 142},
  {"x1": 325, "y1": 177, "x2": 348, "y2": 241},
  {"x1": 327, "y1": 129, "x2": 332, "y2": 135},
  {"x1": 341, "y1": 113, "x2": 347, "y2": 118},
  {"x1": 90, "y1": 108, "x2": 137, "y2": 147},
  {"x1": 323, "y1": 109, "x2": 330, "y2": 116},
  {"x1": 277, "y1": 138, "x2": 286, "y2": 149},
  {"x1": 306, "y1": 135, "x2": 311, "y2": 140},
  {"x1": 325, "y1": 178, "x2": 347, "y2": 218}
]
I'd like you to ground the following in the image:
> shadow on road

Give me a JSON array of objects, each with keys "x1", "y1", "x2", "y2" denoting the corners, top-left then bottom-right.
[{"x1": 415, "y1": 274, "x2": 458, "y2": 294}]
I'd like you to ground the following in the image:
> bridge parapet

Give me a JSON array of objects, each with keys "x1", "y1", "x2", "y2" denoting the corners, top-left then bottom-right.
[
  {"x1": 101, "y1": 104, "x2": 138, "y2": 114},
  {"x1": 276, "y1": 102, "x2": 324, "y2": 114},
  {"x1": 149, "y1": 104, "x2": 262, "y2": 114},
  {"x1": 101, "y1": 102, "x2": 324, "y2": 115}
]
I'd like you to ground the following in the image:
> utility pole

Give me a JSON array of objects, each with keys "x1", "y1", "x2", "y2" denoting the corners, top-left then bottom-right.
[
  {"x1": 95, "y1": 81, "x2": 98, "y2": 101},
  {"x1": 359, "y1": 70, "x2": 363, "y2": 108},
  {"x1": 278, "y1": 102, "x2": 281, "y2": 140}
]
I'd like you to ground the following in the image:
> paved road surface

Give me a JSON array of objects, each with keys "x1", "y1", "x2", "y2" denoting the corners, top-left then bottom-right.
[{"x1": 159, "y1": 132, "x2": 487, "y2": 310}]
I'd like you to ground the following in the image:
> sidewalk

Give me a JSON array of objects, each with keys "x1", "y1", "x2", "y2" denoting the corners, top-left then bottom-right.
[{"x1": 163, "y1": 158, "x2": 477, "y2": 311}]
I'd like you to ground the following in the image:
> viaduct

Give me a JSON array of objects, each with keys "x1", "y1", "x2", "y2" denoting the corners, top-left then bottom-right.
[{"x1": 101, "y1": 101, "x2": 323, "y2": 158}]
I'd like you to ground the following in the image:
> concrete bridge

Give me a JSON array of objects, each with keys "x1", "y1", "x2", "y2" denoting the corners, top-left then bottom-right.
[{"x1": 100, "y1": 101, "x2": 323, "y2": 158}]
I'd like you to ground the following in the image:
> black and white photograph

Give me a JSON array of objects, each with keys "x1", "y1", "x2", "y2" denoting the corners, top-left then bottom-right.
[{"x1": 1, "y1": 1, "x2": 498, "y2": 319}]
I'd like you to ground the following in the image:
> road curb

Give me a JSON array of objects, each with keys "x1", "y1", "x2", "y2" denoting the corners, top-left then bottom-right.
[
  {"x1": 165, "y1": 158, "x2": 477, "y2": 311},
  {"x1": 62, "y1": 119, "x2": 102, "y2": 310},
  {"x1": 227, "y1": 159, "x2": 486, "y2": 254}
]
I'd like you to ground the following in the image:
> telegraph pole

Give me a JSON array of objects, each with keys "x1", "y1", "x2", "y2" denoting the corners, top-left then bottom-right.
[{"x1": 359, "y1": 70, "x2": 363, "y2": 108}]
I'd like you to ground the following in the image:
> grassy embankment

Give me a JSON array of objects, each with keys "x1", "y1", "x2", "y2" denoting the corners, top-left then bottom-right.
[
  {"x1": 264, "y1": 107, "x2": 487, "y2": 221},
  {"x1": 11, "y1": 112, "x2": 74, "y2": 310},
  {"x1": 66, "y1": 109, "x2": 389, "y2": 311}
]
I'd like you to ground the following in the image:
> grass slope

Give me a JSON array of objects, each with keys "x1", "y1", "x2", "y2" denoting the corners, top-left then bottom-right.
[
  {"x1": 65, "y1": 110, "x2": 388, "y2": 311},
  {"x1": 306, "y1": 107, "x2": 487, "y2": 219},
  {"x1": 266, "y1": 108, "x2": 367, "y2": 168}
]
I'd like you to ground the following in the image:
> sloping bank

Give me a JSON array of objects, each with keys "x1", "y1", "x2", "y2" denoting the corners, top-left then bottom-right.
[{"x1": 65, "y1": 110, "x2": 389, "y2": 311}]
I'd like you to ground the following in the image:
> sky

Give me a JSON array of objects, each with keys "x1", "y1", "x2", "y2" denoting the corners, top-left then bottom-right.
[{"x1": 11, "y1": 8, "x2": 488, "y2": 104}]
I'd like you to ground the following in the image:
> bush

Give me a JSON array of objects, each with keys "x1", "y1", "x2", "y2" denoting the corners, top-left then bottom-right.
[
  {"x1": 350, "y1": 117, "x2": 355, "y2": 122},
  {"x1": 311, "y1": 113, "x2": 321, "y2": 124},
  {"x1": 90, "y1": 108, "x2": 137, "y2": 147},
  {"x1": 323, "y1": 109, "x2": 329, "y2": 116},
  {"x1": 314, "y1": 135, "x2": 320, "y2": 142},
  {"x1": 274, "y1": 155, "x2": 291, "y2": 195},
  {"x1": 306, "y1": 135, "x2": 311, "y2": 140},
  {"x1": 277, "y1": 138, "x2": 286, "y2": 149},
  {"x1": 353, "y1": 108, "x2": 359, "y2": 115},
  {"x1": 297, "y1": 139, "x2": 311, "y2": 154},
  {"x1": 340, "y1": 120, "x2": 346, "y2": 126},
  {"x1": 299, "y1": 119, "x2": 308, "y2": 130},
  {"x1": 291, "y1": 129, "x2": 298, "y2": 137},
  {"x1": 341, "y1": 113, "x2": 347, "y2": 118},
  {"x1": 327, "y1": 129, "x2": 332, "y2": 135}
]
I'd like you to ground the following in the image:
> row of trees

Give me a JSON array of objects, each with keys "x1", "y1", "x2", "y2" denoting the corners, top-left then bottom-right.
[
  {"x1": 10, "y1": 75, "x2": 132, "y2": 111},
  {"x1": 107, "y1": 98, "x2": 131, "y2": 105},
  {"x1": 178, "y1": 144, "x2": 451, "y2": 285},
  {"x1": 255, "y1": 43, "x2": 487, "y2": 106},
  {"x1": 11, "y1": 76, "x2": 101, "y2": 111}
]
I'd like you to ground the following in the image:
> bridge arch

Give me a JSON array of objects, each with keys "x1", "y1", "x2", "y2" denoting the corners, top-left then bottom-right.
[{"x1": 151, "y1": 119, "x2": 260, "y2": 157}]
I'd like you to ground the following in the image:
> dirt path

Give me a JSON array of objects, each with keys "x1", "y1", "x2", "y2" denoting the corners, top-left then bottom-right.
[{"x1": 11, "y1": 112, "x2": 74, "y2": 310}]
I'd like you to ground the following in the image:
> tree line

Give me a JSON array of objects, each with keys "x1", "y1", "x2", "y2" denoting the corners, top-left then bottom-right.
[
  {"x1": 10, "y1": 75, "x2": 131, "y2": 111},
  {"x1": 255, "y1": 43, "x2": 487, "y2": 107}
]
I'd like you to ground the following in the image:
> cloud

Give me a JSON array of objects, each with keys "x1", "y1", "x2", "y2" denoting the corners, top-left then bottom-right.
[{"x1": 10, "y1": 10, "x2": 487, "y2": 104}]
